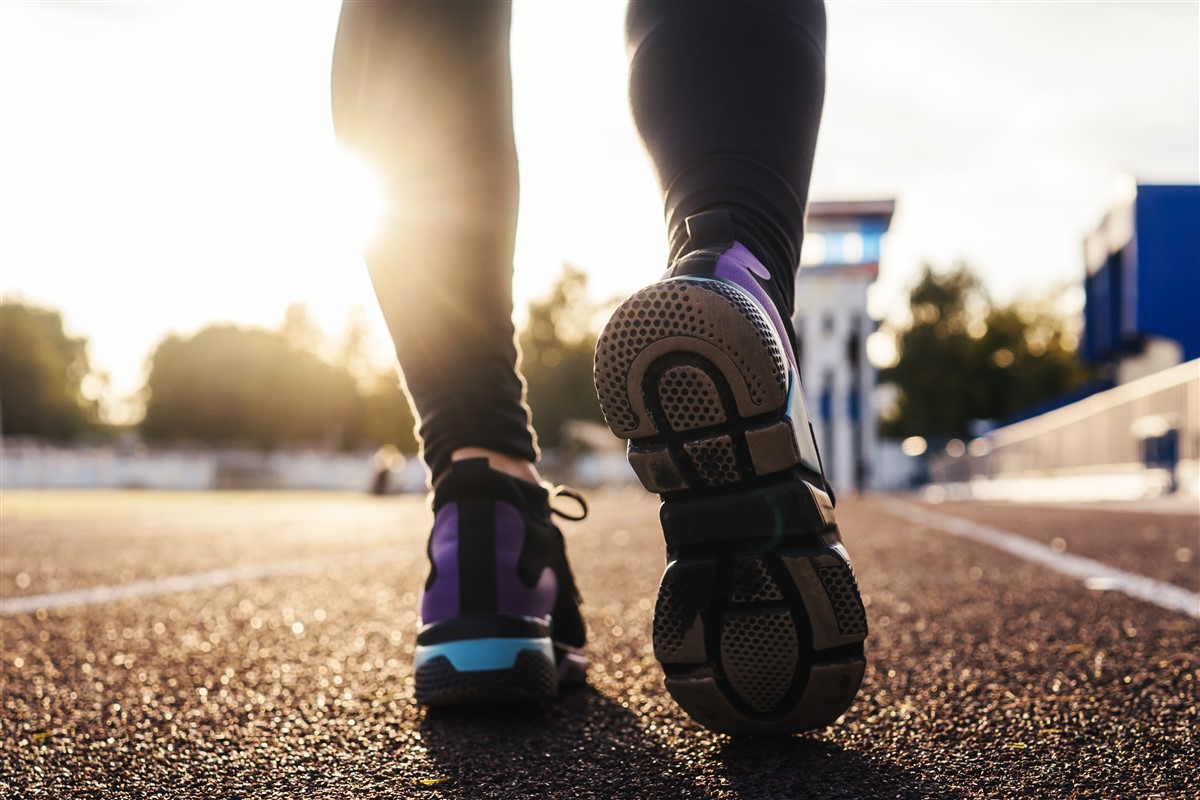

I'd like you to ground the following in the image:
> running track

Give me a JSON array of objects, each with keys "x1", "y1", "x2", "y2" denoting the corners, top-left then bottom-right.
[{"x1": 2, "y1": 490, "x2": 1196, "y2": 798}]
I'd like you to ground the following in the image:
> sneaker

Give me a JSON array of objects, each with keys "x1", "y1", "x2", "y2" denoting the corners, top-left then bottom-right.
[
  {"x1": 413, "y1": 458, "x2": 588, "y2": 705},
  {"x1": 593, "y1": 210, "x2": 868, "y2": 735}
]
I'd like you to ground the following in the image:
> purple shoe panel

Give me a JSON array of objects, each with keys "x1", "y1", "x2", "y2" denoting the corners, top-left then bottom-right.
[
  {"x1": 494, "y1": 502, "x2": 558, "y2": 619},
  {"x1": 712, "y1": 242, "x2": 797, "y2": 367},
  {"x1": 422, "y1": 503, "x2": 462, "y2": 623},
  {"x1": 711, "y1": 243, "x2": 821, "y2": 475},
  {"x1": 421, "y1": 500, "x2": 558, "y2": 625}
]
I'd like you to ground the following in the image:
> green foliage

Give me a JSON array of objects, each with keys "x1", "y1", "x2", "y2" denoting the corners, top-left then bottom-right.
[
  {"x1": 141, "y1": 306, "x2": 417, "y2": 452},
  {"x1": 334, "y1": 305, "x2": 419, "y2": 454},
  {"x1": 142, "y1": 324, "x2": 353, "y2": 449},
  {"x1": 880, "y1": 265, "x2": 1090, "y2": 439},
  {"x1": 139, "y1": 262, "x2": 612, "y2": 454},
  {"x1": 357, "y1": 369, "x2": 419, "y2": 454},
  {"x1": 518, "y1": 264, "x2": 606, "y2": 448},
  {"x1": 0, "y1": 301, "x2": 97, "y2": 440}
]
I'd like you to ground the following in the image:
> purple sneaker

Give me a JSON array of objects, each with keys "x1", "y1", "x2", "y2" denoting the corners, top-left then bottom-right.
[
  {"x1": 413, "y1": 458, "x2": 588, "y2": 705},
  {"x1": 594, "y1": 210, "x2": 867, "y2": 735}
]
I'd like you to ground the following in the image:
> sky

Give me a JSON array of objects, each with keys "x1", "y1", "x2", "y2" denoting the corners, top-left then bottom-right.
[{"x1": 2, "y1": 0, "x2": 1197, "y2": 421}]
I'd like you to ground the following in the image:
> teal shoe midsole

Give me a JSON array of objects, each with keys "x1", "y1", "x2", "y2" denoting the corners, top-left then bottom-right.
[{"x1": 413, "y1": 637, "x2": 553, "y2": 673}]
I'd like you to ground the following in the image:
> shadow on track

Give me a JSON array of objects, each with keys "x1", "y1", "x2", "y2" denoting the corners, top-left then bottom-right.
[
  {"x1": 417, "y1": 685, "x2": 713, "y2": 799},
  {"x1": 416, "y1": 686, "x2": 954, "y2": 799},
  {"x1": 716, "y1": 736, "x2": 961, "y2": 800}
]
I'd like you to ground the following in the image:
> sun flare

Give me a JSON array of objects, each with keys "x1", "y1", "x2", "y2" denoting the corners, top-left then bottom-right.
[{"x1": 332, "y1": 150, "x2": 387, "y2": 251}]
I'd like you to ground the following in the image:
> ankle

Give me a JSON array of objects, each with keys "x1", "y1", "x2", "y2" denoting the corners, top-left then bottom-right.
[{"x1": 445, "y1": 447, "x2": 541, "y2": 487}]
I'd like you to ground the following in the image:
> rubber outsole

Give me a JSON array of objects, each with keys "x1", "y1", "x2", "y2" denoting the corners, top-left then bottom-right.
[
  {"x1": 594, "y1": 278, "x2": 799, "y2": 492},
  {"x1": 653, "y1": 541, "x2": 866, "y2": 735},
  {"x1": 413, "y1": 616, "x2": 587, "y2": 706},
  {"x1": 594, "y1": 276, "x2": 868, "y2": 735},
  {"x1": 414, "y1": 648, "x2": 558, "y2": 706}
]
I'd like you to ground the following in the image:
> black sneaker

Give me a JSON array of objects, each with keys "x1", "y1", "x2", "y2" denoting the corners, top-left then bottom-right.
[
  {"x1": 413, "y1": 458, "x2": 588, "y2": 705},
  {"x1": 593, "y1": 210, "x2": 867, "y2": 735}
]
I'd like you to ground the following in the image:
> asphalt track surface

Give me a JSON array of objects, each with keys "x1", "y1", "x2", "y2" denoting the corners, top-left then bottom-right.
[{"x1": 2, "y1": 490, "x2": 1197, "y2": 799}]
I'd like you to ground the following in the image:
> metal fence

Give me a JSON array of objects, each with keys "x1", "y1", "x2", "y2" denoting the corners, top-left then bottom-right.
[{"x1": 928, "y1": 359, "x2": 1199, "y2": 486}]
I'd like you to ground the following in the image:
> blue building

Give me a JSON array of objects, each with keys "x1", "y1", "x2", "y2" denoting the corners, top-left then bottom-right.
[{"x1": 1082, "y1": 184, "x2": 1200, "y2": 383}]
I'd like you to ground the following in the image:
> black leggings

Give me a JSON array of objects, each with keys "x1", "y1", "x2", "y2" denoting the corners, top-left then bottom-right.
[{"x1": 332, "y1": 0, "x2": 826, "y2": 479}]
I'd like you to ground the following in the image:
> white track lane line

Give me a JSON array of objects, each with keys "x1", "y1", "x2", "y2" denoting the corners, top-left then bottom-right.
[
  {"x1": 0, "y1": 546, "x2": 411, "y2": 616},
  {"x1": 876, "y1": 498, "x2": 1200, "y2": 619}
]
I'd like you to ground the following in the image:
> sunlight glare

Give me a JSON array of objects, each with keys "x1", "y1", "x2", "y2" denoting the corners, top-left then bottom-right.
[
  {"x1": 333, "y1": 150, "x2": 386, "y2": 250},
  {"x1": 866, "y1": 330, "x2": 899, "y2": 369}
]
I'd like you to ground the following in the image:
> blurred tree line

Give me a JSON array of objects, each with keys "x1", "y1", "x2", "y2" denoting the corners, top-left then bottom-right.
[
  {"x1": 1, "y1": 299, "x2": 417, "y2": 452},
  {"x1": 880, "y1": 264, "x2": 1091, "y2": 439},
  {"x1": 4, "y1": 263, "x2": 1088, "y2": 451},
  {"x1": 1, "y1": 301, "x2": 98, "y2": 440},
  {"x1": 139, "y1": 305, "x2": 417, "y2": 451},
  {"x1": 518, "y1": 264, "x2": 606, "y2": 448},
  {"x1": 1, "y1": 266, "x2": 607, "y2": 452}
]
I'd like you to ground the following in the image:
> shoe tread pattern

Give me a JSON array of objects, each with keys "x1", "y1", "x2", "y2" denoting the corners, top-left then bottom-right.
[
  {"x1": 654, "y1": 549, "x2": 867, "y2": 735},
  {"x1": 817, "y1": 561, "x2": 868, "y2": 637},
  {"x1": 657, "y1": 365, "x2": 727, "y2": 431},
  {"x1": 595, "y1": 280, "x2": 786, "y2": 443},
  {"x1": 596, "y1": 275, "x2": 867, "y2": 734},
  {"x1": 415, "y1": 650, "x2": 557, "y2": 706}
]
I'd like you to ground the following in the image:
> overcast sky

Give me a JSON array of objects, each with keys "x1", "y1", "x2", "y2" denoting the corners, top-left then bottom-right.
[{"x1": 2, "y1": 0, "x2": 1197, "y2": 415}]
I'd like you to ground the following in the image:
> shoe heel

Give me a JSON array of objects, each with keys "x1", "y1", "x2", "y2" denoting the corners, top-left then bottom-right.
[
  {"x1": 594, "y1": 277, "x2": 802, "y2": 494},
  {"x1": 414, "y1": 616, "x2": 557, "y2": 705},
  {"x1": 414, "y1": 639, "x2": 557, "y2": 706}
]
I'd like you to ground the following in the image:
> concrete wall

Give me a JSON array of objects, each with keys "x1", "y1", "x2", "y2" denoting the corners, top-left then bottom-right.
[{"x1": 0, "y1": 442, "x2": 428, "y2": 493}]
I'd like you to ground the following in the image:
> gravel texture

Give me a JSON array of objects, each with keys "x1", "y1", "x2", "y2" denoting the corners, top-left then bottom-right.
[{"x1": 2, "y1": 491, "x2": 1196, "y2": 798}]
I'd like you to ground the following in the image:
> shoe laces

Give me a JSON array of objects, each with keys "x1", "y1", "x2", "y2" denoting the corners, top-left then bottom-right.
[
  {"x1": 544, "y1": 485, "x2": 587, "y2": 605},
  {"x1": 548, "y1": 485, "x2": 588, "y2": 521}
]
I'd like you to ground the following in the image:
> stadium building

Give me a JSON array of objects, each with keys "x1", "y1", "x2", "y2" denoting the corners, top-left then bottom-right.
[{"x1": 794, "y1": 200, "x2": 895, "y2": 491}]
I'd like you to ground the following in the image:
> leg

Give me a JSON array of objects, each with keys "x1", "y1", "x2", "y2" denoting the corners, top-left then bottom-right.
[
  {"x1": 331, "y1": 1, "x2": 585, "y2": 704},
  {"x1": 627, "y1": 0, "x2": 827, "y2": 323},
  {"x1": 595, "y1": 0, "x2": 867, "y2": 735},
  {"x1": 332, "y1": 0, "x2": 535, "y2": 483}
]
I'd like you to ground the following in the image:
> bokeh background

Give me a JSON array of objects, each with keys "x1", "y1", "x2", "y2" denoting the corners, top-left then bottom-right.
[{"x1": 2, "y1": 0, "x2": 1197, "y2": 494}]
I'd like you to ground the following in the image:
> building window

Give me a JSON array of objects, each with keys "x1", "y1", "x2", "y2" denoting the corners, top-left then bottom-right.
[{"x1": 819, "y1": 372, "x2": 834, "y2": 422}]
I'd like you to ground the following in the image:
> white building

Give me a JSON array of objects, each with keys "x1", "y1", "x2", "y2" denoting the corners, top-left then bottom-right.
[{"x1": 794, "y1": 200, "x2": 895, "y2": 491}]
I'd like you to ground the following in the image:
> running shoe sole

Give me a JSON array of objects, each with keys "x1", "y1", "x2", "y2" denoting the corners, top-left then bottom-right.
[
  {"x1": 594, "y1": 276, "x2": 868, "y2": 735},
  {"x1": 414, "y1": 614, "x2": 585, "y2": 705}
]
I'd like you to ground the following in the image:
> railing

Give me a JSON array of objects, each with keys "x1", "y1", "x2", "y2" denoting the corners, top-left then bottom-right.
[{"x1": 928, "y1": 359, "x2": 1199, "y2": 487}]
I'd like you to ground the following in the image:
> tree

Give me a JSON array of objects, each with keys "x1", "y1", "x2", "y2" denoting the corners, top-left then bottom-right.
[
  {"x1": 141, "y1": 306, "x2": 361, "y2": 449},
  {"x1": 140, "y1": 306, "x2": 419, "y2": 452},
  {"x1": 335, "y1": 307, "x2": 419, "y2": 454},
  {"x1": 880, "y1": 265, "x2": 1090, "y2": 439},
  {"x1": 0, "y1": 301, "x2": 97, "y2": 440},
  {"x1": 518, "y1": 264, "x2": 606, "y2": 448},
  {"x1": 356, "y1": 368, "x2": 419, "y2": 455}
]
